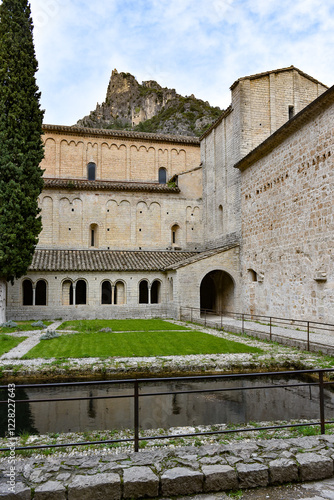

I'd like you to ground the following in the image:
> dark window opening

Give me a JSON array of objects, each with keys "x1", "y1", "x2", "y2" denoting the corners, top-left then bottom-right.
[
  {"x1": 158, "y1": 167, "x2": 167, "y2": 184},
  {"x1": 172, "y1": 231, "x2": 176, "y2": 244},
  {"x1": 23, "y1": 280, "x2": 33, "y2": 306},
  {"x1": 102, "y1": 281, "x2": 112, "y2": 304},
  {"x1": 35, "y1": 280, "x2": 47, "y2": 306},
  {"x1": 76, "y1": 280, "x2": 87, "y2": 305},
  {"x1": 87, "y1": 162, "x2": 96, "y2": 180},
  {"x1": 91, "y1": 229, "x2": 95, "y2": 247},
  {"x1": 139, "y1": 281, "x2": 149, "y2": 304},
  {"x1": 289, "y1": 106, "x2": 294, "y2": 120},
  {"x1": 151, "y1": 280, "x2": 161, "y2": 304}
]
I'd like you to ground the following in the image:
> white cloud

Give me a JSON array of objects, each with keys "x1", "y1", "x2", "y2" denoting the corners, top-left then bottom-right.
[{"x1": 28, "y1": 0, "x2": 334, "y2": 124}]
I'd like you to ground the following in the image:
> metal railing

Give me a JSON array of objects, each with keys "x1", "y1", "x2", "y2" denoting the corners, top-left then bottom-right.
[
  {"x1": 180, "y1": 306, "x2": 334, "y2": 353},
  {"x1": 0, "y1": 368, "x2": 333, "y2": 453}
]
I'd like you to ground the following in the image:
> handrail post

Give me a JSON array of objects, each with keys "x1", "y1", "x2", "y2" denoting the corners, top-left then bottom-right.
[
  {"x1": 242, "y1": 313, "x2": 244, "y2": 334},
  {"x1": 134, "y1": 380, "x2": 139, "y2": 452},
  {"x1": 190, "y1": 307, "x2": 192, "y2": 323},
  {"x1": 270, "y1": 317, "x2": 272, "y2": 341},
  {"x1": 307, "y1": 322, "x2": 310, "y2": 351},
  {"x1": 319, "y1": 371, "x2": 325, "y2": 434},
  {"x1": 205, "y1": 308, "x2": 207, "y2": 326},
  {"x1": 220, "y1": 310, "x2": 222, "y2": 330}
]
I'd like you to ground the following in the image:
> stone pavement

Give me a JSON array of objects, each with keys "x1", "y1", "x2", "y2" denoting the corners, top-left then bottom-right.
[
  {"x1": 2, "y1": 435, "x2": 334, "y2": 499},
  {"x1": 162, "y1": 477, "x2": 334, "y2": 499}
]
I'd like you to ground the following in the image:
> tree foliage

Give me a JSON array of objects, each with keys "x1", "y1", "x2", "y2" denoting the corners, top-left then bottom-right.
[{"x1": 0, "y1": 0, "x2": 44, "y2": 283}]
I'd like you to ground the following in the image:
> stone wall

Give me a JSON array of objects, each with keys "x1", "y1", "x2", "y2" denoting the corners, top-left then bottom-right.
[
  {"x1": 38, "y1": 188, "x2": 203, "y2": 251},
  {"x1": 201, "y1": 67, "x2": 327, "y2": 249},
  {"x1": 41, "y1": 126, "x2": 200, "y2": 183},
  {"x1": 6, "y1": 270, "x2": 177, "y2": 321},
  {"x1": 239, "y1": 94, "x2": 334, "y2": 323}
]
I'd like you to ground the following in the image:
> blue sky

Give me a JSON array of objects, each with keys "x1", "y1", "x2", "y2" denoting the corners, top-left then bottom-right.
[{"x1": 29, "y1": 0, "x2": 334, "y2": 125}]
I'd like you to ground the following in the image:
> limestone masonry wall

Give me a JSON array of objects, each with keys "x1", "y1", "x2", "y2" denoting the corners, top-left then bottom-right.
[
  {"x1": 240, "y1": 98, "x2": 334, "y2": 323},
  {"x1": 201, "y1": 67, "x2": 327, "y2": 248}
]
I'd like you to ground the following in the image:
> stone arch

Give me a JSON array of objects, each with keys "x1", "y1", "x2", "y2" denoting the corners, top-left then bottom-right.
[
  {"x1": 62, "y1": 279, "x2": 73, "y2": 306},
  {"x1": 41, "y1": 137, "x2": 56, "y2": 176},
  {"x1": 115, "y1": 280, "x2": 126, "y2": 305},
  {"x1": 200, "y1": 270, "x2": 235, "y2": 314}
]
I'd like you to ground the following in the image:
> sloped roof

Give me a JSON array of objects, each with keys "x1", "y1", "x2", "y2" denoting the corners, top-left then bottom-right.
[
  {"x1": 42, "y1": 124, "x2": 200, "y2": 146},
  {"x1": 30, "y1": 249, "x2": 199, "y2": 272},
  {"x1": 43, "y1": 178, "x2": 180, "y2": 194},
  {"x1": 165, "y1": 241, "x2": 240, "y2": 270},
  {"x1": 230, "y1": 65, "x2": 328, "y2": 91}
]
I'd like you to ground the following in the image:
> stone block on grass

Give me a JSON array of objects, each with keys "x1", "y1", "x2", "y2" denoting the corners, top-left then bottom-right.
[
  {"x1": 202, "y1": 464, "x2": 238, "y2": 492},
  {"x1": 161, "y1": 467, "x2": 203, "y2": 496},
  {"x1": 123, "y1": 466, "x2": 159, "y2": 499}
]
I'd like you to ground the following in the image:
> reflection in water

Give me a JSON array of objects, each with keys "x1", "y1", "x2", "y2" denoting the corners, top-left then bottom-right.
[
  {"x1": 0, "y1": 388, "x2": 38, "y2": 436},
  {"x1": 1, "y1": 376, "x2": 333, "y2": 437}
]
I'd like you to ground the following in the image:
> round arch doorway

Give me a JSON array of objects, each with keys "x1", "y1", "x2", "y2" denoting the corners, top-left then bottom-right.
[{"x1": 200, "y1": 270, "x2": 235, "y2": 314}]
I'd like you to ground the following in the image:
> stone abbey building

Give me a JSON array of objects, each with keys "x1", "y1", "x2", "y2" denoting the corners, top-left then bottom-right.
[{"x1": 7, "y1": 66, "x2": 334, "y2": 324}]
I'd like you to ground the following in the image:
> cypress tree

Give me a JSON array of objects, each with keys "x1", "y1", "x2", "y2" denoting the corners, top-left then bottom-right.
[{"x1": 0, "y1": 0, "x2": 44, "y2": 322}]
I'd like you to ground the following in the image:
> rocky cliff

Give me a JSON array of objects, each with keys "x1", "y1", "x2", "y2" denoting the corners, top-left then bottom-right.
[{"x1": 76, "y1": 69, "x2": 222, "y2": 137}]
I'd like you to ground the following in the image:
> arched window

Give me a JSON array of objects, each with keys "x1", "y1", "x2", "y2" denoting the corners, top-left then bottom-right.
[
  {"x1": 62, "y1": 280, "x2": 73, "y2": 305},
  {"x1": 35, "y1": 280, "x2": 47, "y2": 306},
  {"x1": 22, "y1": 279, "x2": 33, "y2": 306},
  {"x1": 139, "y1": 280, "x2": 149, "y2": 304},
  {"x1": 101, "y1": 281, "x2": 112, "y2": 304},
  {"x1": 76, "y1": 280, "x2": 87, "y2": 305},
  {"x1": 89, "y1": 223, "x2": 98, "y2": 248},
  {"x1": 158, "y1": 167, "x2": 167, "y2": 184},
  {"x1": 87, "y1": 162, "x2": 96, "y2": 180},
  {"x1": 171, "y1": 224, "x2": 180, "y2": 246},
  {"x1": 151, "y1": 280, "x2": 161, "y2": 304}
]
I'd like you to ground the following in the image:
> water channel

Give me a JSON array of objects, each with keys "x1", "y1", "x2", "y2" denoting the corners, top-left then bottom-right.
[{"x1": 1, "y1": 375, "x2": 334, "y2": 436}]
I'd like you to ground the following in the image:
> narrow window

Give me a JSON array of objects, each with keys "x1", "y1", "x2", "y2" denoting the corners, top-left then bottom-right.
[
  {"x1": 139, "y1": 280, "x2": 149, "y2": 304},
  {"x1": 76, "y1": 280, "x2": 87, "y2": 305},
  {"x1": 22, "y1": 279, "x2": 33, "y2": 306},
  {"x1": 248, "y1": 269, "x2": 258, "y2": 282},
  {"x1": 151, "y1": 280, "x2": 161, "y2": 304},
  {"x1": 158, "y1": 167, "x2": 167, "y2": 184},
  {"x1": 288, "y1": 106, "x2": 294, "y2": 120},
  {"x1": 101, "y1": 281, "x2": 112, "y2": 304},
  {"x1": 89, "y1": 224, "x2": 98, "y2": 248},
  {"x1": 35, "y1": 280, "x2": 47, "y2": 306},
  {"x1": 87, "y1": 162, "x2": 96, "y2": 180},
  {"x1": 171, "y1": 224, "x2": 180, "y2": 246}
]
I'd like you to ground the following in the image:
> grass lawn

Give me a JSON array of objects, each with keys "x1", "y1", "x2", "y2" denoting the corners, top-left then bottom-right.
[
  {"x1": 23, "y1": 330, "x2": 262, "y2": 359},
  {"x1": 0, "y1": 334, "x2": 27, "y2": 356},
  {"x1": 0, "y1": 321, "x2": 52, "y2": 334},
  {"x1": 58, "y1": 319, "x2": 190, "y2": 333}
]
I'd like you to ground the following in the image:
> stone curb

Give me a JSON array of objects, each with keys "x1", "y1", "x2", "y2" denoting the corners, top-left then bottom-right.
[{"x1": 1, "y1": 436, "x2": 334, "y2": 498}]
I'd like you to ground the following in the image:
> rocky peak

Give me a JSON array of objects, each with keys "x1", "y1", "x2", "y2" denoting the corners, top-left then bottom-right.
[{"x1": 76, "y1": 70, "x2": 222, "y2": 137}]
